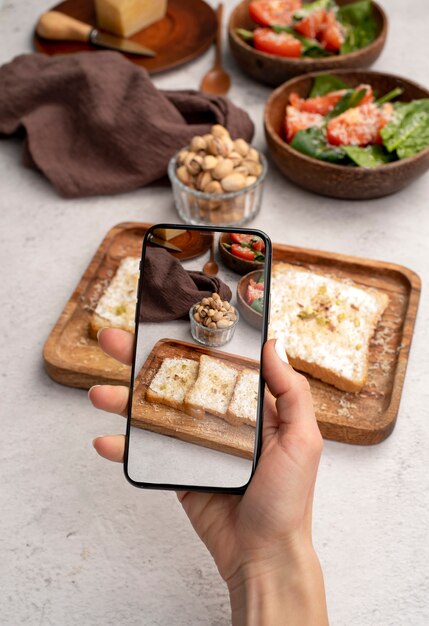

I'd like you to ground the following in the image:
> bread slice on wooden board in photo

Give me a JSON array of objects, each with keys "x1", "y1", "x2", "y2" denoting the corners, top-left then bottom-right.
[
  {"x1": 88, "y1": 256, "x2": 140, "y2": 339},
  {"x1": 269, "y1": 263, "x2": 389, "y2": 393},
  {"x1": 145, "y1": 358, "x2": 200, "y2": 412},
  {"x1": 184, "y1": 354, "x2": 238, "y2": 420},
  {"x1": 226, "y1": 368, "x2": 259, "y2": 427}
]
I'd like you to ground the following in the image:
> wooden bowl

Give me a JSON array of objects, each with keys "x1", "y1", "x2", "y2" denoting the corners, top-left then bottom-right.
[
  {"x1": 236, "y1": 270, "x2": 264, "y2": 329},
  {"x1": 218, "y1": 233, "x2": 265, "y2": 275},
  {"x1": 264, "y1": 70, "x2": 429, "y2": 199},
  {"x1": 228, "y1": 0, "x2": 387, "y2": 87}
]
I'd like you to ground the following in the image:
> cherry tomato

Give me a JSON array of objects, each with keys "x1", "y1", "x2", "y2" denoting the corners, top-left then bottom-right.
[
  {"x1": 327, "y1": 102, "x2": 391, "y2": 147},
  {"x1": 253, "y1": 28, "x2": 302, "y2": 58},
  {"x1": 230, "y1": 233, "x2": 255, "y2": 245},
  {"x1": 289, "y1": 84, "x2": 373, "y2": 116},
  {"x1": 231, "y1": 244, "x2": 256, "y2": 261},
  {"x1": 249, "y1": 0, "x2": 302, "y2": 27},
  {"x1": 294, "y1": 9, "x2": 326, "y2": 38},
  {"x1": 285, "y1": 105, "x2": 324, "y2": 142},
  {"x1": 320, "y1": 12, "x2": 345, "y2": 52}
]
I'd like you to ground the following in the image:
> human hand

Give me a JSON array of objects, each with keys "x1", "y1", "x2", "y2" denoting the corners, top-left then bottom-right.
[{"x1": 89, "y1": 329, "x2": 328, "y2": 625}]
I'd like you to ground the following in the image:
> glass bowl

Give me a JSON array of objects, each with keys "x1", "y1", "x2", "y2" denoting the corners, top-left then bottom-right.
[
  {"x1": 168, "y1": 150, "x2": 268, "y2": 226},
  {"x1": 189, "y1": 305, "x2": 239, "y2": 347}
]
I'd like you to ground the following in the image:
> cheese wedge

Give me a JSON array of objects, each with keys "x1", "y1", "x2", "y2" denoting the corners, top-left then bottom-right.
[
  {"x1": 152, "y1": 228, "x2": 186, "y2": 241},
  {"x1": 95, "y1": 0, "x2": 167, "y2": 38}
]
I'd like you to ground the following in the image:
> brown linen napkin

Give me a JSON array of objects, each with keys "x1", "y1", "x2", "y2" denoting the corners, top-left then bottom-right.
[
  {"x1": 0, "y1": 52, "x2": 254, "y2": 198},
  {"x1": 140, "y1": 248, "x2": 231, "y2": 322}
]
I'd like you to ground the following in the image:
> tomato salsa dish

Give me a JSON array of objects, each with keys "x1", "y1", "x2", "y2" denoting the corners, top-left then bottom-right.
[
  {"x1": 222, "y1": 233, "x2": 266, "y2": 262},
  {"x1": 284, "y1": 74, "x2": 429, "y2": 167},
  {"x1": 236, "y1": 0, "x2": 378, "y2": 58}
]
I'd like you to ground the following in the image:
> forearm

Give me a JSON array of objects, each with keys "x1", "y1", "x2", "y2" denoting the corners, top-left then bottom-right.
[{"x1": 228, "y1": 547, "x2": 328, "y2": 626}]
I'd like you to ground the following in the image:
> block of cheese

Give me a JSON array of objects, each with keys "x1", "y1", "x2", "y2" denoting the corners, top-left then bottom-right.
[
  {"x1": 95, "y1": 0, "x2": 167, "y2": 38},
  {"x1": 152, "y1": 228, "x2": 187, "y2": 241}
]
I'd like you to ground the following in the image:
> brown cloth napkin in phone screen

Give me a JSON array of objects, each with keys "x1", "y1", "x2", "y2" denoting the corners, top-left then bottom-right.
[
  {"x1": 140, "y1": 248, "x2": 232, "y2": 322},
  {"x1": 0, "y1": 52, "x2": 254, "y2": 198}
]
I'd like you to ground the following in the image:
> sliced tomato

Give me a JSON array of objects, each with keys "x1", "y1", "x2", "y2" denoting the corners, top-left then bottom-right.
[
  {"x1": 294, "y1": 9, "x2": 326, "y2": 38},
  {"x1": 230, "y1": 233, "x2": 255, "y2": 245},
  {"x1": 246, "y1": 279, "x2": 265, "y2": 305},
  {"x1": 251, "y1": 237, "x2": 265, "y2": 253},
  {"x1": 285, "y1": 105, "x2": 324, "y2": 142},
  {"x1": 289, "y1": 84, "x2": 373, "y2": 116},
  {"x1": 379, "y1": 102, "x2": 394, "y2": 130},
  {"x1": 326, "y1": 102, "x2": 392, "y2": 147},
  {"x1": 253, "y1": 28, "x2": 302, "y2": 58},
  {"x1": 231, "y1": 243, "x2": 256, "y2": 261},
  {"x1": 249, "y1": 0, "x2": 302, "y2": 27},
  {"x1": 320, "y1": 14, "x2": 345, "y2": 52}
]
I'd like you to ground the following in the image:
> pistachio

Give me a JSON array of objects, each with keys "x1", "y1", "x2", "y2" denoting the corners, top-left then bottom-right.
[
  {"x1": 190, "y1": 135, "x2": 207, "y2": 152},
  {"x1": 177, "y1": 149, "x2": 189, "y2": 164},
  {"x1": 185, "y1": 153, "x2": 203, "y2": 175},
  {"x1": 247, "y1": 147, "x2": 260, "y2": 162},
  {"x1": 176, "y1": 165, "x2": 192, "y2": 185},
  {"x1": 234, "y1": 138, "x2": 250, "y2": 157},
  {"x1": 228, "y1": 151, "x2": 243, "y2": 166},
  {"x1": 204, "y1": 180, "x2": 223, "y2": 195},
  {"x1": 202, "y1": 155, "x2": 218, "y2": 171},
  {"x1": 242, "y1": 159, "x2": 263, "y2": 177},
  {"x1": 201, "y1": 298, "x2": 210, "y2": 305},
  {"x1": 196, "y1": 170, "x2": 213, "y2": 191},
  {"x1": 207, "y1": 308, "x2": 216, "y2": 317},
  {"x1": 212, "y1": 158, "x2": 234, "y2": 180},
  {"x1": 221, "y1": 173, "x2": 247, "y2": 192},
  {"x1": 211, "y1": 124, "x2": 230, "y2": 138},
  {"x1": 208, "y1": 322, "x2": 217, "y2": 329},
  {"x1": 216, "y1": 319, "x2": 233, "y2": 329},
  {"x1": 246, "y1": 175, "x2": 257, "y2": 187}
]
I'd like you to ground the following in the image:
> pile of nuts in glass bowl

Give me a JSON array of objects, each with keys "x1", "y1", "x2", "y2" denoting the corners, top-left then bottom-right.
[
  {"x1": 189, "y1": 292, "x2": 239, "y2": 347},
  {"x1": 168, "y1": 125, "x2": 267, "y2": 226}
]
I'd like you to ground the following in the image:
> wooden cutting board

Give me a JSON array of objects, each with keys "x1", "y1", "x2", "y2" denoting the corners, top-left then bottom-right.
[
  {"x1": 132, "y1": 338, "x2": 258, "y2": 459},
  {"x1": 44, "y1": 221, "x2": 421, "y2": 446}
]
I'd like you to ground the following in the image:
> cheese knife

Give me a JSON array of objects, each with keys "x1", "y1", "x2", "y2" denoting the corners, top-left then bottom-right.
[
  {"x1": 36, "y1": 11, "x2": 157, "y2": 57},
  {"x1": 148, "y1": 235, "x2": 183, "y2": 252}
]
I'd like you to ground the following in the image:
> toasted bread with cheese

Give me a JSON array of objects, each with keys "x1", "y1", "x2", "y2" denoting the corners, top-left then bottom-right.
[
  {"x1": 269, "y1": 263, "x2": 389, "y2": 393},
  {"x1": 88, "y1": 256, "x2": 140, "y2": 339},
  {"x1": 145, "y1": 358, "x2": 200, "y2": 412},
  {"x1": 226, "y1": 368, "x2": 260, "y2": 427},
  {"x1": 184, "y1": 355, "x2": 238, "y2": 420}
]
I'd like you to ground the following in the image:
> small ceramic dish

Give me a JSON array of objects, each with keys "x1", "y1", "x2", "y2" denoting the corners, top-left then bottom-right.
[
  {"x1": 264, "y1": 69, "x2": 429, "y2": 199},
  {"x1": 168, "y1": 151, "x2": 268, "y2": 227},
  {"x1": 236, "y1": 270, "x2": 264, "y2": 329},
  {"x1": 218, "y1": 233, "x2": 265, "y2": 275},
  {"x1": 228, "y1": 0, "x2": 387, "y2": 87}
]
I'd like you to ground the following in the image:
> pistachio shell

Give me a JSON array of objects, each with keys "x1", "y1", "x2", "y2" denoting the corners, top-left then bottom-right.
[
  {"x1": 233, "y1": 138, "x2": 250, "y2": 157},
  {"x1": 190, "y1": 136, "x2": 207, "y2": 152},
  {"x1": 204, "y1": 180, "x2": 223, "y2": 195},
  {"x1": 202, "y1": 155, "x2": 218, "y2": 171},
  {"x1": 212, "y1": 158, "x2": 234, "y2": 180},
  {"x1": 221, "y1": 173, "x2": 247, "y2": 192},
  {"x1": 211, "y1": 124, "x2": 230, "y2": 138}
]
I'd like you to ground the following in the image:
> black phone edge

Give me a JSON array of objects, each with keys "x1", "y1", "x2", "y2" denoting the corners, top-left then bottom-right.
[{"x1": 123, "y1": 223, "x2": 272, "y2": 495}]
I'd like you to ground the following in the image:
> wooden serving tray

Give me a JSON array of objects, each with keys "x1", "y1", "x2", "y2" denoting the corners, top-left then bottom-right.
[
  {"x1": 132, "y1": 339, "x2": 258, "y2": 459},
  {"x1": 44, "y1": 221, "x2": 421, "y2": 445}
]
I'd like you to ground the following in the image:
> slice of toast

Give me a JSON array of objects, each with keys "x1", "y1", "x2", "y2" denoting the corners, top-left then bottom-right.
[
  {"x1": 269, "y1": 263, "x2": 389, "y2": 393},
  {"x1": 88, "y1": 256, "x2": 140, "y2": 339},
  {"x1": 145, "y1": 358, "x2": 199, "y2": 412},
  {"x1": 226, "y1": 368, "x2": 260, "y2": 427},
  {"x1": 184, "y1": 355, "x2": 238, "y2": 420}
]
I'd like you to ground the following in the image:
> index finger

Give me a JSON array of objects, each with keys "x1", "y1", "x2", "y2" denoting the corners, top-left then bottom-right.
[{"x1": 98, "y1": 328, "x2": 134, "y2": 366}]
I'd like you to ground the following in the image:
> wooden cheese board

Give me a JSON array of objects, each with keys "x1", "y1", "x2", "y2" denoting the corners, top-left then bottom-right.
[
  {"x1": 44, "y1": 221, "x2": 421, "y2": 446},
  {"x1": 34, "y1": 0, "x2": 217, "y2": 75},
  {"x1": 132, "y1": 338, "x2": 258, "y2": 459}
]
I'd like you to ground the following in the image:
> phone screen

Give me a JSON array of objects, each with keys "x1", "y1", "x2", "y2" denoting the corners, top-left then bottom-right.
[{"x1": 125, "y1": 225, "x2": 271, "y2": 492}]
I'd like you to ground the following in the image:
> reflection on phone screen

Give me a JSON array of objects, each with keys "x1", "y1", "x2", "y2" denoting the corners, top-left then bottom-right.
[{"x1": 126, "y1": 226, "x2": 270, "y2": 490}]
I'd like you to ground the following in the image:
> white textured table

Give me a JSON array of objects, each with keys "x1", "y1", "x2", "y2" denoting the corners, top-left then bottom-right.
[{"x1": 1, "y1": 1, "x2": 428, "y2": 624}]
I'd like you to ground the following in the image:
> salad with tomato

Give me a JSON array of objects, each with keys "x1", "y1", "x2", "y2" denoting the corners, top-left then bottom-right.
[
  {"x1": 223, "y1": 233, "x2": 265, "y2": 262},
  {"x1": 236, "y1": 0, "x2": 378, "y2": 58},
  {"x1": 246, "y1": 273, "x2": 265, "y2": 315},
  {"x1": 285, "y1": 74, "x2": 429, "y2": 167}
]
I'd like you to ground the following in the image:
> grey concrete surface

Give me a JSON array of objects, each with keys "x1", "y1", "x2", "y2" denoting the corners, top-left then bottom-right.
[{"x1": 0, "y1": 1, "x2": 428, "y2": 624}]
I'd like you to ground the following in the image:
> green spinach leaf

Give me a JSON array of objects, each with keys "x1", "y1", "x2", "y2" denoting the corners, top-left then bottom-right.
[
  {"x1": 338, "y1": 0, "x2": 377, "y2": 54},
  {"x1": 291, "y1": 127, "x2": 349, "y2": 164},
  {"x1": 294, "y1": 0, "x2": 334, "y2": 20},
  {"x1": 235, "y1": 28, "x2": 254, "y2": 43},
  {"x1": 309, "y1": 74, "x2": 350, "y2": 97},
  {"x1": 325, "y1": 88, "x2": 368, "y2": 120},
  {"x1": 343, "y1": 145, "x2": 394, "y2": 168},
  {"x1": 375, "y1": 87, "x2": 404, "y2": 105},
  {"x1": 381, "y1": 100, "x2": 429, "y2": 158}
]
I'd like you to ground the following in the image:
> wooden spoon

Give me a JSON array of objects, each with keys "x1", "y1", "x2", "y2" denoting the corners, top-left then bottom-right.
[
  {"x1": 200, "y1": 3, "x2": 231, "y2": 96},
  {"x1": 203, "y1": 240, "x2": 219, "y2": 276}
]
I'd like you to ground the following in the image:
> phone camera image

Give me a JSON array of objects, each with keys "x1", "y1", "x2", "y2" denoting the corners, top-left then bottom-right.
[{"x1": 125, "y1": 226, "x2": 271, "y2": 492}]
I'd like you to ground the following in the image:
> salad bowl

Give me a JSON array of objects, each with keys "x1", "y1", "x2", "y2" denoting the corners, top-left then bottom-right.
[
  {"x1": 228, "y1": 0, "x2": 387, "y2": 86},
  {"x1": 264, "y1": 70, "x2": 429, "y2": 199}
]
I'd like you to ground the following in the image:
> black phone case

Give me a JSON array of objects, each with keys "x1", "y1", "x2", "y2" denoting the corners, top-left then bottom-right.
[{"x1": 124, "y1": 223, "x2": 272, "y2": 494}]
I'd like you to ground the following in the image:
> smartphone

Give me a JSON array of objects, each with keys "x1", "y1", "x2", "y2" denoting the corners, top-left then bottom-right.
[{"x1": 124, "y1": 224, "x2": 271, "y2": 493}]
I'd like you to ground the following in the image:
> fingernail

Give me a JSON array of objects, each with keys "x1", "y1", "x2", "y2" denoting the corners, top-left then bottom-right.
[
  {"x1": 275, "y1": 339, "x2": 289, "y2": 364},
  {"x1": 92, "y1": 438, "x2": 98, "y2": 448},
  {"x1": 97, "y1": 329, "x2": 104, "y2": 341},
  {"x1": 88, "y1": 385, "x2": 101, "y2": 398}
]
